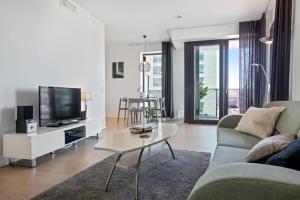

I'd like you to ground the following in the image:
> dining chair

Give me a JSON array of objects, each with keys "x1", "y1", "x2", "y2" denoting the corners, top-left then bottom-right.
[
  {"x1": 127, "y1": 98, "x2": 145, "y2": 125},
  {"x1": 117, "y1": 97, "x2": 128, "y2": 123}
]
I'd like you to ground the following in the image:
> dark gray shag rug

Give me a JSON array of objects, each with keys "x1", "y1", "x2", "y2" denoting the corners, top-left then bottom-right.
[{"x1": 32, "y1": 149, "x2": 210, "y2": 200}]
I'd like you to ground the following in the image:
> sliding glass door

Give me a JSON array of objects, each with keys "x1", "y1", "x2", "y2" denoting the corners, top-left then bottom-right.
[
  {"x1": 194, "y1": 44, "x2": 220, "y2": 121},
  {"x1": 227, "y1": 39, "x2": 240, "y2": 114},
  {"x1": 185, "y1": 40, "x2": 227, "y2": 124},
  {"x1": 185, "y1": 39, "x2": 240, "y2": 124}
]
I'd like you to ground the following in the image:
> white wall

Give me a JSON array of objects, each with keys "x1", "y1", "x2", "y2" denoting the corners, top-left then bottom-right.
[
  {"x1": 105, "y1": 42, "x2": 161, "y2": 117},
  {"x1": 0, "y1": 0, "x2": 106, "y2": 165},
  {"x1": 292, "y1": 0, "x2": 300, "y2": 100}
]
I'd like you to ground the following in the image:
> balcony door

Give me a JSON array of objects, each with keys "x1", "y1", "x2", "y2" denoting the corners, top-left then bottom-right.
[{"x1": 185, "y1": 40, "x2": 227, "y2": 124}]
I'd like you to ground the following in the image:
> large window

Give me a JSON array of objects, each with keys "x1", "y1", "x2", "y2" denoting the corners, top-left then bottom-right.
[
  {"x1": 140, "y1": 52, "x2": 162, "y2": 97},
  {"x1": 184, "y1": 39, "x2": 240, "y2": 124},
  {"x1": 153, "y1": 78, "x2": 162, "y2": 86},
  {"x1": 153, "y1": 55, "x2": 161, "y2": 64},
  {"x1": 227, "y1": 39, "x2": 240, "y2": 114},
  {"x1": 153, "y1": 66, "x2": 161, "y2": 74}
]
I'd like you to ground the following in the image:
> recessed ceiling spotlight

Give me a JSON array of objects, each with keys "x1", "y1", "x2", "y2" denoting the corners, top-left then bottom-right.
[{"x1": 175, "y1": 15, "x2": 183, "y2": 19}]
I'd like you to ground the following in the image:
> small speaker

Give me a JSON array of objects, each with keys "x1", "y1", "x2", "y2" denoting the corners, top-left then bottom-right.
[
  {"x1": 16, "y1": 119, "x2": 37, "y2": 134},
  {"x1": 17, "y1": 106, "x2": 33, "y2": 120}
]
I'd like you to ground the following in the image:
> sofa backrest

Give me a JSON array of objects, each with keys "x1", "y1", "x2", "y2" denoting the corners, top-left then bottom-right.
[{"x1": 264, "y1": 101, "x2": 300, "y2": 136}]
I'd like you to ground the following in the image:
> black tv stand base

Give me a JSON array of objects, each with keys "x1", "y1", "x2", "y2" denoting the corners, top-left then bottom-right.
[{"x1": 46, "y1": 120, "x2": 79, "y2": 128}]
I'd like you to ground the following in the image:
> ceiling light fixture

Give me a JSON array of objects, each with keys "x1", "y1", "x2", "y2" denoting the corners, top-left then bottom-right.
[
  {"x1": 175, "y1": 15, "x2": 183, "y2": 19},
  {"x1": 259, "y1": 36, "x2": 273, "y2": 45},
  {"x1": 139, "y1": 35, "x2": 151, "y2": 93},
  {"x1": 139, "y1": 35, "x2": 151, "y2": 73}
]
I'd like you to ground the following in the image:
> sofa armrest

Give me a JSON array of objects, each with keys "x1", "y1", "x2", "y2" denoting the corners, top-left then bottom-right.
[
  {"x1": 188, "y1": 163, "x2": 300, "y2": 200},
  {"x1": 217, "y1": 114, "x2": 243, "y2": 129}
]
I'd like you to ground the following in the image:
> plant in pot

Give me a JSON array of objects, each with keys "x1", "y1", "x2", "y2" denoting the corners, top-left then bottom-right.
[
  {"x1": 145, "y1": 108, "x2": 158, "y2": 126},
  {"x1": 199, "y1": 80, "x2": 208, "y2": 115}
]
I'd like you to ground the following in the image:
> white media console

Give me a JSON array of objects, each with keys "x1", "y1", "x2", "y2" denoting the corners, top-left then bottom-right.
[{"x1": 3, "y1": 118, "x2": 102, "y2": 167}]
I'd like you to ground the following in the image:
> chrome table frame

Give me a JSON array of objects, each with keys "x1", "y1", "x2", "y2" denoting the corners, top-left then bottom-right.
[{"x1": 104, "y1": 139, "x2": 176, "y2": 200}]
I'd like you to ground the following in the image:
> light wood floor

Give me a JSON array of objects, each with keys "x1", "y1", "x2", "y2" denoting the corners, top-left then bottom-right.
[{"x1": 0, "y1": 118, "x2": 216, "y2": 200}]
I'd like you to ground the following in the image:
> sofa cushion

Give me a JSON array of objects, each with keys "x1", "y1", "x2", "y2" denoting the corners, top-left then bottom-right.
[
  {"x1": 265, "y1": 137, "x2": 300, "y2": 170},
  {"x1": 218, "y1": 128, "x2": 261, "y2": 149},
  {"x1": 246, "y1": 134, "x2": 295, "y2": 163},
  {"x1": 235, "y1": 106, "x2": 285, "y2": 138},
  {"x1": 264, "y1": 101, "x2": 300, "y2": 135},
  {"x1": 208, "y1": 145, "x2": 249, "y2": 171}
]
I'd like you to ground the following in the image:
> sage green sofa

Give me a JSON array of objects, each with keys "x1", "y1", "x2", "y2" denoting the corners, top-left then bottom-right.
[{"x1": 188, "y1": 101, "x2": 300, "y2": 200}]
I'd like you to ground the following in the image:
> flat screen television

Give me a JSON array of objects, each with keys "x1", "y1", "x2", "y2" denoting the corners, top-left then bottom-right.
[{"x1": 39, "y1": 86, "x2": 81, "y2": 127}]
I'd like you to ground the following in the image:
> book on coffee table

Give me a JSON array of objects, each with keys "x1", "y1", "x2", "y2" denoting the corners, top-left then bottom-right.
[{"x1": 129, "y1": 126, "x2": 152, "y2": 134}]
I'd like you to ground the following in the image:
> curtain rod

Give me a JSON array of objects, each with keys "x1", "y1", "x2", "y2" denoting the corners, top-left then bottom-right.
[{"x1": 166, "y1": 22, "x2": 238, "y2": 33}]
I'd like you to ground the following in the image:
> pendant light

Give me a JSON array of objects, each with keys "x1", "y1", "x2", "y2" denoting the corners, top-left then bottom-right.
[
  {"x1": 139, "y1": 35, "x2": 151, "y2": 94},
  {"x1": 139, "y1": 35, "x2": 151, "y2": 73}
]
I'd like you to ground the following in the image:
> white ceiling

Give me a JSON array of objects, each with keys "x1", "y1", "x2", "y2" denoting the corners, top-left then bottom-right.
[{"x1": 74, "y1": 0, "x2": 270, "y2": 44}]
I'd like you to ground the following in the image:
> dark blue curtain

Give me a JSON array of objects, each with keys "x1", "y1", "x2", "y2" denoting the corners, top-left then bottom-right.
[
  {"x1": 270, "y1": 0, "x2": 293, "y2": 101},
  {"x1": 239, "y1": 16, "x2": 266, "y2": 113},
  {"x1": 162, "y1": 42, "x2": 174, "y2": 118}
]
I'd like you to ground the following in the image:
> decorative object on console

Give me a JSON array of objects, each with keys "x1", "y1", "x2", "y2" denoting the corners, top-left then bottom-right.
[
  {"x1": 81, "y1": 91, "x2": 92, "y2": 120},
  {"x1": 16, "y1": 106, "x2": 37, "y2": 134},
  {"x1": 112, "y1": 62, "x2": 124, "y2": 78}
]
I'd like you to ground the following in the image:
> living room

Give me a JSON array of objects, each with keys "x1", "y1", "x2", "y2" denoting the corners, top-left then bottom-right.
[{"x1": 0, "y1": 0, "x2": 300, "y2": 199}]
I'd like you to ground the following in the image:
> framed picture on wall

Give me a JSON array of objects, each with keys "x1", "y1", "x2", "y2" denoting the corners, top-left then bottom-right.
[{"x1": 112, "y1": 62, "x2": 124, "y2": 78}]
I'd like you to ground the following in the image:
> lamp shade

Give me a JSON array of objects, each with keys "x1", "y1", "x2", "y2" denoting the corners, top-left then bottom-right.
[
  {"x1": 81, "y1": 91, "x2": 92, "y2": 101},
  {"x1": 139, "y1": 60, "x2": 151, "y2": 72},
  {"x1": 259, "y1": 36, "x2": 273, "y2": 45},
  {"x1": 139, "y1": 35, "x2": 151, "y2": 73}
]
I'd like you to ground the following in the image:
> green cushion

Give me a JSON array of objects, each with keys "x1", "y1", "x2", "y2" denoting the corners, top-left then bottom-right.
[
  {"x1": 208, "y1": 145, "x2": 248, "y2": 171},
  {"x1": 264, "y1": 101, "x2": 300, "y2": 135},
  {"x1": 217, "y1": 128, "x2": 261, "y2": 149}
]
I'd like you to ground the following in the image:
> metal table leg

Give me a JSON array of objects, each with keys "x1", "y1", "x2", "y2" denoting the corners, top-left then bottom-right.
[
  {"x1": 105, "y1": 153, "x2": 122, "y2": 192},
  {"x1": 165, "y1": 140, "x2": 176, "y2": 159},
  {"x1": 135, "y1": 148, "x2": 144, "y2": 200}
]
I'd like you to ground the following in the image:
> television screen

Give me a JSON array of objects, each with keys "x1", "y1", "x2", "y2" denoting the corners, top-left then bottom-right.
[{"x1": 39, "y1": 86, "x2": 81, "y2": 127}]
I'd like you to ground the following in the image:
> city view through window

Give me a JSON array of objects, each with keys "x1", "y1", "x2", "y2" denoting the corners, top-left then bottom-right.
[
  {"x1": 195, "y1": 39, "x2": 240, "y2": 121},
  {"x1": 228, "y1": 40, "x2": 240, "y2": 114}
]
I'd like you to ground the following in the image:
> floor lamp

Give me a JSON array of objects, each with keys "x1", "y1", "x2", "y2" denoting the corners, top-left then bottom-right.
[
  {"x1": 251, "y1": 63, "x2": 270, "y2": 104},
  {"x1": 252, "y1": 35, "x2": 273, "y2": 104}
]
